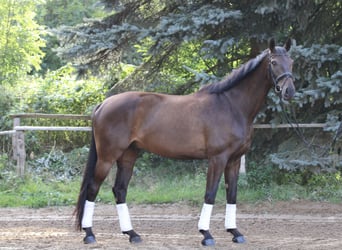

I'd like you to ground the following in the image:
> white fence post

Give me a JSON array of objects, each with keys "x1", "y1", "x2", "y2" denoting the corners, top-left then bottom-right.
[
  {"x1": 12, "y1": 117, "x2": 20, "y2": 161},
  {"x1": 240, "y1": 155, "x2": 246, "y2": 174},
  {"x1": 12, "y1": 117, "x2": 26, "y2": 176}
]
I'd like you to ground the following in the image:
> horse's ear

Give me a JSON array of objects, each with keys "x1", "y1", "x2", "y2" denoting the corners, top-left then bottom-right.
[
  {"x1": 284, "y1": 38, "x2": 292, "y2": 51},
  {"x1": 269, "y1": 38, "x2": 276, "y2": 53}
]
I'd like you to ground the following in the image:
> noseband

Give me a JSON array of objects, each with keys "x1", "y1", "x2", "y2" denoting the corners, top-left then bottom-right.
[{"x1": 268, "y1": 52, "x2": 293, "y2": 93}]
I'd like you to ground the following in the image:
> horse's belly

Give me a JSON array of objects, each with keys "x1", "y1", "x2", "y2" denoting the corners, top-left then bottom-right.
[{"x1": 135, "y1": 133, "x2": 207, "y2": 159}]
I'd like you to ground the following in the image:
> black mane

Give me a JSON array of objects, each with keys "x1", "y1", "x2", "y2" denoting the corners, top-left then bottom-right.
[{"x1": 199, "y1": 50, "x2": 268, "y2": 94}]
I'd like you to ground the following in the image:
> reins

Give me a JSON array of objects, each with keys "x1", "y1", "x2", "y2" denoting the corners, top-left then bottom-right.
[{"x1": 279, "y1": 99, "x2": 341, "y2": 158}]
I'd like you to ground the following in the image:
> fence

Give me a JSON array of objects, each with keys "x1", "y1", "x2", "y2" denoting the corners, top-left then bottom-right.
[
  {"x1": 0, "y1": 113, "x2": 328, "y2": 176},
  {"x1": 1, "y1": 113, "x2": 91, "y2": 176}
]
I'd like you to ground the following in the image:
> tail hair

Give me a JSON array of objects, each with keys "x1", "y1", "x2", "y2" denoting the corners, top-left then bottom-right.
[{"x1": 74, "y1": 129, "x2": 97, "y2": 230}]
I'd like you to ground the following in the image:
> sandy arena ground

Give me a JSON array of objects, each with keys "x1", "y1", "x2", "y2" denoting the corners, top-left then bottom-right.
[{"x1": 1, "y1": 201, "x2": 342, "y2": 249}]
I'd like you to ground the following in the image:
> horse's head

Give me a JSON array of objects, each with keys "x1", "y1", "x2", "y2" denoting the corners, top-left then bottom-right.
[{"x1": 268, "y1": 38, "x2": 295, "y2": 102}]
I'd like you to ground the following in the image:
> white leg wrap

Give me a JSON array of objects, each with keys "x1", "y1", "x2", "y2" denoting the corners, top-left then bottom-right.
[
  {"x1": 225, "y1": 203, "x2": 237, "y2": 229},
  {"x1": 116, "y1": 203, "x2": 133, "y2": 232},
  {"x1": 198, "y1": 203, "x2": 213, "y2": 231},
  {"x1": 82, "y1": 200, "x2": 95, "y2": 228}
]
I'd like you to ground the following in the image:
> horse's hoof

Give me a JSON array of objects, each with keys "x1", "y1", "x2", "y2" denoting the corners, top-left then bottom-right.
[
  {"x1": 199, "y1": 230, "x2": 215, "y2": 246},
  {"x1": 123, "y1": 230, "x2": 142, "y2": 244},
  {"x1": 130, "y1": 235, "x2": 142, "y2": 243},
  {"x1": 232, "y1": 235, "x2": 246, "y2": 243},
  {"x1": 201, "y1": 238, "x2": 215, "y2": 246},
  {"x1": 83, "y1": 235, "x2": 96, "y2": 244}
]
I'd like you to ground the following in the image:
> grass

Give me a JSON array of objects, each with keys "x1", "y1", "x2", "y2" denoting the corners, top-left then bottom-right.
[
  {"x1": 0, "y1": 175, "x2": 80, "y2": 207},
  {"x1": 0, "y1": 152, "x2": 341, "y2": 207},
  {"x1": 125, "y1": 171, "x2": 207, "y2": 204},
  {"x1": 1, "y1": 172, "x2": 340, "y2": 208}
]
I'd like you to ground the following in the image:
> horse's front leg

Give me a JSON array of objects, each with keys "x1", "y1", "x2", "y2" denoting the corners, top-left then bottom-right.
[
  {"x1": 224, "y1": 158, "x2": 246, "y2": 243},
  {"x1": 198, "y1": 154, "x2": 227, "y2": 246}
]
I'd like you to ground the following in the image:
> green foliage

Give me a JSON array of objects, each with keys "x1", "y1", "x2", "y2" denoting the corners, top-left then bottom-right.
[
  {"x1": 36, "y1": 0, "x2": 107, "y2": 28},
  {"x1": 55, "y1": 1, "x2": 244, "y2": 89},
  {"x1": 270, "y1": 150, "x2": 341, "y2": 172},
  {"x1": 245, "y1": 161, "x2": 276, "y2": 187},
  {"x1": 0, "y1": 86, "x2": 14, "y2": 116},
  {"x1": 306, "y1": 172, "x2": 342, "y2": 202},
  {"x1": 0, "y1": 86, "x2": 15, "y2": 152},
  {"x1": 28, "y1": 147, "x2": 88, "y2": 181},
  {"x1": 290, "y1": 44, "x2": 341, "y2": 108},
  {"x1": 0, "y1": 148, "x2": 86, "y2": 207},
  {"x1": 21, "y1": 64, "x2": 107, "y2": 114},
  {"x1": 35, "y1": 0, "x2": 109, "y2": 75},
  {"x1": 5, "y1": 65, "x2": 109, "y2": 153},
  {"x1": 0, "y1": 0, "x2": 45, "y2": 85},
  {"x1": 0, "y1": 153, "x2": 10, "y2": 172}
]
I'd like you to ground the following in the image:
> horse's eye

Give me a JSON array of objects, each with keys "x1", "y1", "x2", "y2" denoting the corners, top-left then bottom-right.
[{"x1": 271, "y1": 60, "x2": 277, "y2": 65}]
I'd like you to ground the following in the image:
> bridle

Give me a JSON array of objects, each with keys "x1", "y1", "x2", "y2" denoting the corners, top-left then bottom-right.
[{"x1": 268, "y1": 51, "x2": 293, "y2": 93}]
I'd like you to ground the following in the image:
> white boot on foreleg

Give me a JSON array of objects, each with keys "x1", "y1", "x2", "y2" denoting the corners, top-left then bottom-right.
[
  {"x1": 225, "y1": 203, "x2": 245, "y2": 243},
  {"x1": 198, "y1": 203, "x2": 215, "y2": 246}
]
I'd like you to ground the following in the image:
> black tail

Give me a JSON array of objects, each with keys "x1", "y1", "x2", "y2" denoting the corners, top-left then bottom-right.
[{"x1": 74, "y1": 128, "x2": 97, "y2": 230}]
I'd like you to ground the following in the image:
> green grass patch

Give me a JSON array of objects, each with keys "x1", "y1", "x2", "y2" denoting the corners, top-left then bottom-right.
[
  {"x1": 1, "y1": 172, "x2": 341, "y2": 207},
  {"x1": 0, "y1": 174, "x2": 80, "y2": 207},
  {"x1": 1, "y1": 152, "x2": 341, "y2": 207},
  {"x1": 126, "y1": 173, "x2": 207, "y2": 205}
]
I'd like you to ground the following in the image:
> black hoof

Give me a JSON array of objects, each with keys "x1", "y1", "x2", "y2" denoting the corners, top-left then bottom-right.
[
  {"x1": 232, "y1": 235, "x2": 246, "y2": 243},
  {"x1": 200, "y1": 230, "x2": 215, "y2": 246},
  {"x1": 130, "y1": 235, "x2": 142, "y2": 243},
  {"x1": 123, "y1": 230, "x2": 142, "y2": 244},
  {"x1": 227, "y1": 229, "x2": 246, "y2": 244},
  {"x1": 201, "y1": 238, "x2": 215, "y2": 246},
  {"x1": 83, "y1": 235, "x2": 96, "y2": 244}
]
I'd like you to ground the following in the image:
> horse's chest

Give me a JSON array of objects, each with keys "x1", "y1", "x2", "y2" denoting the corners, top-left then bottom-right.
[{"x1": 207, "y1": 124, "x2": 252, "y2": 156}]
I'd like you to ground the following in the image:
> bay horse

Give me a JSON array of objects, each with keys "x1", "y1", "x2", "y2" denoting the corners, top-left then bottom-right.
[{"x1": 75, "y1": 38, "x2": 295, "y2": 246}]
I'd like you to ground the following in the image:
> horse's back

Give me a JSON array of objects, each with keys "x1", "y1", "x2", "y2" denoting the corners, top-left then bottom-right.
[{"x1": 92, "y1": 91, "x2": 211, "y2": 158}]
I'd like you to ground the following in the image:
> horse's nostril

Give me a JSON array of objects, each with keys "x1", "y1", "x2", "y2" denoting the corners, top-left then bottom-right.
[{"x1": 283, "y1": 87, "x2": 295, "y2": 100}]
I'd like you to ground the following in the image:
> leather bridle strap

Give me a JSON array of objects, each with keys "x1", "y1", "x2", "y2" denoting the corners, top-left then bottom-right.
[{"x1": 268, "y1": 60, "x2": 293, "y2": 93}]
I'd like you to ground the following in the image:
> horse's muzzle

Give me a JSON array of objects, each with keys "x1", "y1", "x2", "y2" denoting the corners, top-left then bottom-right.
[{"x1": 282, "y1": 84, "x2": 295, "y2": 101}]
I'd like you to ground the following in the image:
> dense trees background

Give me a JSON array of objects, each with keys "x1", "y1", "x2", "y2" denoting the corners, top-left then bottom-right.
[{"x1": 0, "y1": 0, "x2": 341, "y2": 174}]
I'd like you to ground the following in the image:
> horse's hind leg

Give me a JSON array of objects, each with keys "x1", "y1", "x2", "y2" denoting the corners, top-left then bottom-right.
[
  {"x1": 113, "y1": 146, "x2": 142, "y2": 243},
  {"x1": 82, "y1": 159, "x2": 113, "y2": 244}
]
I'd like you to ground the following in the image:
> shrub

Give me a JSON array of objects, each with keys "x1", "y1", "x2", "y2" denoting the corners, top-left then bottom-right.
[{"x1": 28, "y1": 147, "x2": 89, "y2": 181}]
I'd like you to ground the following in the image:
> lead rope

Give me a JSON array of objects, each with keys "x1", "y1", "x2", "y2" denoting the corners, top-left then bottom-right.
[{"x1": 279, "y1": 100, "x2": 341, "y2": 158}]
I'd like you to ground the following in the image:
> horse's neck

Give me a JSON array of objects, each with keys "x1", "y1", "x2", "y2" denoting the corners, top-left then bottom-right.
[{"x1": 225, "y1": 62, "x2": 271, "y2": 124}]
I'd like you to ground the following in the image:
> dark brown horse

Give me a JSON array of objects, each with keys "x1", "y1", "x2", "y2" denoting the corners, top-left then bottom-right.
[{"x1": 75, "y1": 38, "x2": 295, "y2": 246}]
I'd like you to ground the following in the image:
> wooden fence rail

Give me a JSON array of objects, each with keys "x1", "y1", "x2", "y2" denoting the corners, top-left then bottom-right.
[
  {"x1": 4, "y1": 113, "x2": 91, "y2": 176},
  {"x1": 0, "y1": 113, "x2": 329, "y2": 176},
  {"x1": 0, "y1": 130, "x2": 16, "y2": 135},
  {"x1": 13, "y1": 126, "x2": 92, "y2": 131}
]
